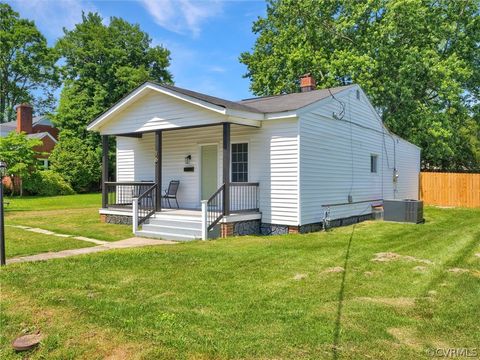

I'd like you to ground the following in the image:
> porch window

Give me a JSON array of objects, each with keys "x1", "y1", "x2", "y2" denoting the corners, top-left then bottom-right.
[{"x1": 231, "y1": 143, "x2": 248, "y2": 182}]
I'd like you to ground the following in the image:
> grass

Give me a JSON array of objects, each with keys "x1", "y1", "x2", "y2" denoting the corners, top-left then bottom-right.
[
  {"x1": 4, "y1": 193, "x2": 103, "y2": 212},
  {"x1": 5, "y1": 227, "x2": 95, "y2": 258},
  {"x1": 5, "y1": 193, "x2": 132, "y2": 242},
  {"x1": 1, "y1": 206, "x2": 479, "y2": 359}
]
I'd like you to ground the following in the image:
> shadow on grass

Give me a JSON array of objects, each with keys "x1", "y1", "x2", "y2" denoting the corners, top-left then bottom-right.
[{"x1": 332, "y1": 224, "x2": 356, "y2": 360}]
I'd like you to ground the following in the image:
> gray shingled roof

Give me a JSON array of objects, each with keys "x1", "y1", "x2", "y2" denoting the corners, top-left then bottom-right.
[
  {"x1": 238, "y1": 85, "x2": 354, "y2": 113},
  {"x1": 27, "y1": 132, "x2": 49, "y2": 139},
  {"x1": 157, "y1": 82, "x2": 354, "y2": 114},
  {"x1": 159, "y1": 84, "x2": 263, "y2": 113},
  {"x1": 1, "y1": 116, "x2": 51, "y2": 128},
  {"x1": 1, "y1": 121, "x2": 16, "y2": 129}
]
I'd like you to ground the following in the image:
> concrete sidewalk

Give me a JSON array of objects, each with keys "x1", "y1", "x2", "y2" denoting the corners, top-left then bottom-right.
[{"x1": 7, "y1": 237, "x2": 177, "y2": 264}]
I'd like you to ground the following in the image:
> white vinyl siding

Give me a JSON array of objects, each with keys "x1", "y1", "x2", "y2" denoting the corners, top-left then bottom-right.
[
  {"x1": 299, "y1": 86, "x2": 420, "y2": 225},
  {"x1": 111, "y1": 83, "x2": 419, "y2": 229},
  {"x1": 99, "y1": 91, "x2": 226, "y2": 134},
  {"x1": 116, "y1": 119, "x2": 299, "y2": 225}
]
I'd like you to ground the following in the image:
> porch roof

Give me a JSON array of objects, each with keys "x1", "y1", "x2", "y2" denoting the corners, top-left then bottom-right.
[
  {"x1": 87, "y1": 81, "x2": 355, "y2": 134},
  {"x1": 87, "y1": 82, "x2": 264, "y2": 133}
]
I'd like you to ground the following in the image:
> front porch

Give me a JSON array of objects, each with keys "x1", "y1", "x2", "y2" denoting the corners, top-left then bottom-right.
[
  {"x1": 100, "y1": 206, "x2": 262, "y2": 241},
  {"x1": 99, "y1": 123, "x2": 262, "y2": 240}
]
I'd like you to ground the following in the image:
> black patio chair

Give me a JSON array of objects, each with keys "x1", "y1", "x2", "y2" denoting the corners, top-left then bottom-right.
[{"x1": 163, "y1": 180, "x2": 180, "y2": 208}]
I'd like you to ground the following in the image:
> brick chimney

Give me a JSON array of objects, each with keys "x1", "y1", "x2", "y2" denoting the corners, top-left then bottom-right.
[
  {"x1": 300, "y1": 73, "x2": 316, "y2": 92},
  {"x1": 16, "y1": 103, "x2": 33, "y2": 134}
]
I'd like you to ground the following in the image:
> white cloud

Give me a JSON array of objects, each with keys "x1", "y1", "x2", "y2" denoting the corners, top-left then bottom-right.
[
  {"x1": 209, "y1": 65, "x2": 226, "y2": 73},
  {"x1": 140, "y1": 0, "x2": 223, "y2": 37},
  {"x1": 7, "y1": 0, "x2": 98, "y2": 40}
]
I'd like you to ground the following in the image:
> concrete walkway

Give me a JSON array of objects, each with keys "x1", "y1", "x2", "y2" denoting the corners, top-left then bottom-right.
[
  {"x1": 7, "y1": 225, "x2": 108, "y2": 245},
  {"x1": 7, "y1": 237, "x2": 177, "y2": 264}
]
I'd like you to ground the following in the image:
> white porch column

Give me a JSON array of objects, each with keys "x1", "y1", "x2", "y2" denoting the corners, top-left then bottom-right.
[
  {"x1": 201, "y1": 200, "x2": 208, "y2": 240},
  {"x1": 132, "y1": 197, "x2": 139, "y2": 234}
]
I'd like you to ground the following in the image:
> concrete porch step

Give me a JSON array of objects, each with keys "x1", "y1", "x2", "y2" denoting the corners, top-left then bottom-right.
[
  {"x1": 137, "y1": 210, "x2": 203, "y2": 241},
  {"x1": 141, "y1": 223, "x2": 202, "y2": 237},
  {"x1": 148, "y1": 217, "x2": 202, "y2": 228},
  {"x1": 136, "y1": 229, "x2": 200, "y2": 242}
]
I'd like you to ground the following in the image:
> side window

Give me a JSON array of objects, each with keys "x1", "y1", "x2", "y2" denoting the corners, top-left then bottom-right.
[
  {"x1": 370, "y1": 154, "x2": 378, "y2": 173},
  {"x1": 231, "y1": 143, "x2": 248, "y2": 182}
]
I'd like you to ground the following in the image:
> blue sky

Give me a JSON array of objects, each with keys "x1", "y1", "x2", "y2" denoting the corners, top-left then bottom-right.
[{"x1": 7, "y1": 0, "x2": 267, "y2": 101}]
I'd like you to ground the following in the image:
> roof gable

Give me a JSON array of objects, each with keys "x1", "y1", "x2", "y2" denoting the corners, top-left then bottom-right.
[{"x1": 87, "y1": 81, "x2": 357, "y2": 132}]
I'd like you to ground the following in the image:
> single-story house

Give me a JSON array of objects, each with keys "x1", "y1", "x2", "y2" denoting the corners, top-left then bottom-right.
[{"x1": 87, "y1": 75, "x2": 420, "y2": 241}]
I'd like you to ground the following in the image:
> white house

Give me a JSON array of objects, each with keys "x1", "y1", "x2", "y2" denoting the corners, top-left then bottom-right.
[{"x1": 87, "y1": 75, "x2": 420, "y2": 240}]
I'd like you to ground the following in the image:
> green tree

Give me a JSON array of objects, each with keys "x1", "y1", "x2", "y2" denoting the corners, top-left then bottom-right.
[
  {"x1": 240, "y1": 0, "x2": 480, "y2": 171},
  {"x1": 48, "y1": 132, "x2": 101, "y2": 193},
  {"x1": 54, "y1": 12, "x2": 172, "y2": 146},
  {"x1": 0, "y1": 131, "x2": 42, "y2": 195},
  {"x1": 0, "y1": 3, "x2": 59, "y2": 123}
]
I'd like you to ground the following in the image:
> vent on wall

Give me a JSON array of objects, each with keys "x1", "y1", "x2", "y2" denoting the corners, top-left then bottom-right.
[{"x1": 383, "y1": 199, "x2": 424, "y2": 224}]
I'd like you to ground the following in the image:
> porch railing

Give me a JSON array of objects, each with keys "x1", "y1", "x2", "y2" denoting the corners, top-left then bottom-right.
[
  {"x1": 104, "y1": 182, "x2": 155, "y2": 210},
  {"x1": 205, "y1": 184, "x2": 225, "y2": 232},
  {"x1": 132, "y1": 183, "x2": 158, "y2": 232},
  {"x1": 229, "y1": 182, "x2": 259, "y2": 212},
  {"x1": 201, "y1": 182, "x2": 259, "y2": 240}
]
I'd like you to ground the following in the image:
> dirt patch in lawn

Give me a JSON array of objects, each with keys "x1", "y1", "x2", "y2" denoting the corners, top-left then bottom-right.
[
  {"x1": 413, "y1": 265, "x2": 428, "y2": 272},
  {"x1": 447, "y1": 268, "x2": 480, "y2": 278},
  {"x1": 356, "y1": 297, "x2": 415, "y2": 308},
  {"x1": 447, "y1": 267, "x2": 470, "y2": 274},
  {"x1": 293, "y1": 273, "x2": 308, "y2": 280},
  {"x1": 322, "y1": 266, "x2": 344, "y2": 274},
  {"x1": 387, "y1": 327, "x2": 422, "y2": 350},
  {"x1": 372, "y1": 252, "x2": 433, "y2": 265}
]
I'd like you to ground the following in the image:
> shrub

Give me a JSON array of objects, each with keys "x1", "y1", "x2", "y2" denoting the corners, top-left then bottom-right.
[
  {"x1": 0, "y1": 131, "x2": 43, "y2": 196},
  {"x1": 49, "y1": 133, "x2": 101, "y2": 192},
  {"x1": 24, "y1": 170, "x2": 75, "y2": 196}
]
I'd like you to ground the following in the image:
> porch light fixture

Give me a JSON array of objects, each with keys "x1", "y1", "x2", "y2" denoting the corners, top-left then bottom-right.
[
  {"x1": 0, "y1": 160, "x2": 7, "y2": 266},
  {"x1": 185, "y1": 154, "x2": 192, "y2": 165}
]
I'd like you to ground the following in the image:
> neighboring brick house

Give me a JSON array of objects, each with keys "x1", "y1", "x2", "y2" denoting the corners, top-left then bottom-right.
[{"x1": 0, "y1": 104, "x2": 59, "y2": 168}]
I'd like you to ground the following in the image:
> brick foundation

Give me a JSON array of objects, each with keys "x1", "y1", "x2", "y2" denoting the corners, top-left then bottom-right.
[
  {"x1": 220, "y1": 223, "x2": 234, "y2": 238},
  {"x1": 288, "y1": 226, "x2": 299, "y2": 234}
]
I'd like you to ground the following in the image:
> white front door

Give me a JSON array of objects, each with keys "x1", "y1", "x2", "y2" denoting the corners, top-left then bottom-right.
[{"x1": 200, "y1": 145, "x2": 218, "y2": 200}]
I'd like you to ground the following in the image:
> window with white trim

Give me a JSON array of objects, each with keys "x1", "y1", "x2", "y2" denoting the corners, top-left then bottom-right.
[
  {"x1": 37, "y1": 158, "x2": 49, "y2": 169},
  {"x1": 370, "y1": 154, "x2": 378, "y2": 173},
  {"x1": 231, "y1": 143, "x2": 248, "y2": 182}
]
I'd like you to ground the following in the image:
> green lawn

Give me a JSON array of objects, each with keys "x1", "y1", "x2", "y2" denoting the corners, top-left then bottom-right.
[
  {"x1": 1, "y1": 206, "x2": 479, "y2": 359},
  {"x1": 5, "y1": 193, "x2": 132, "y2": 242},
  {"x1": 4, "y1": 193, "x2": 103, "y2": 212},
  {"x1": 5, "y1": 227, "x2": 95, "y2": 258}
]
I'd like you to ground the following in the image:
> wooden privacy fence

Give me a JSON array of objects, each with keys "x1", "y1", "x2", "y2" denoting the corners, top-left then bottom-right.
[{"x1": 420, "y1": 172, "x2": 480, "y2": 208}]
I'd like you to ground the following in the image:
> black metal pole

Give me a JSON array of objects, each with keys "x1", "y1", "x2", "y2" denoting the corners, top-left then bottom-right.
[
  {"x1": 0, "y1": 177, "x2": 6, "y2": 266},
  {"x1": 101, "y1": 135, "x2": 109, "y2": 209},
  {"x1": 223, "y1": 123, "x2": 230, "y2": 216},
  {"x1": 155, "y1": 131, "x2": 162, "y2": 211}
]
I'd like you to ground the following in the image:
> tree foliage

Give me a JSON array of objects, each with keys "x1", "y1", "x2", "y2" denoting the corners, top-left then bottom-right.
[
  {"x1": 54, "y1": 12, "x2": 173, "y2": 146},
  {"x1": 49, "y1": 132, "x2": 101, "y2": 193},
  {"x1": 0, "y1": 3, "x2": 59, "y2": 123},
  {"x1": 0, "y1": 131, "x2": 42, "y2": 195},
  {"x1": 24, "y1": 170, "x2": 75, "y2": 196},
  {"x1": 240, "y1": 0, "x2": 480, "y2": 171}
]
